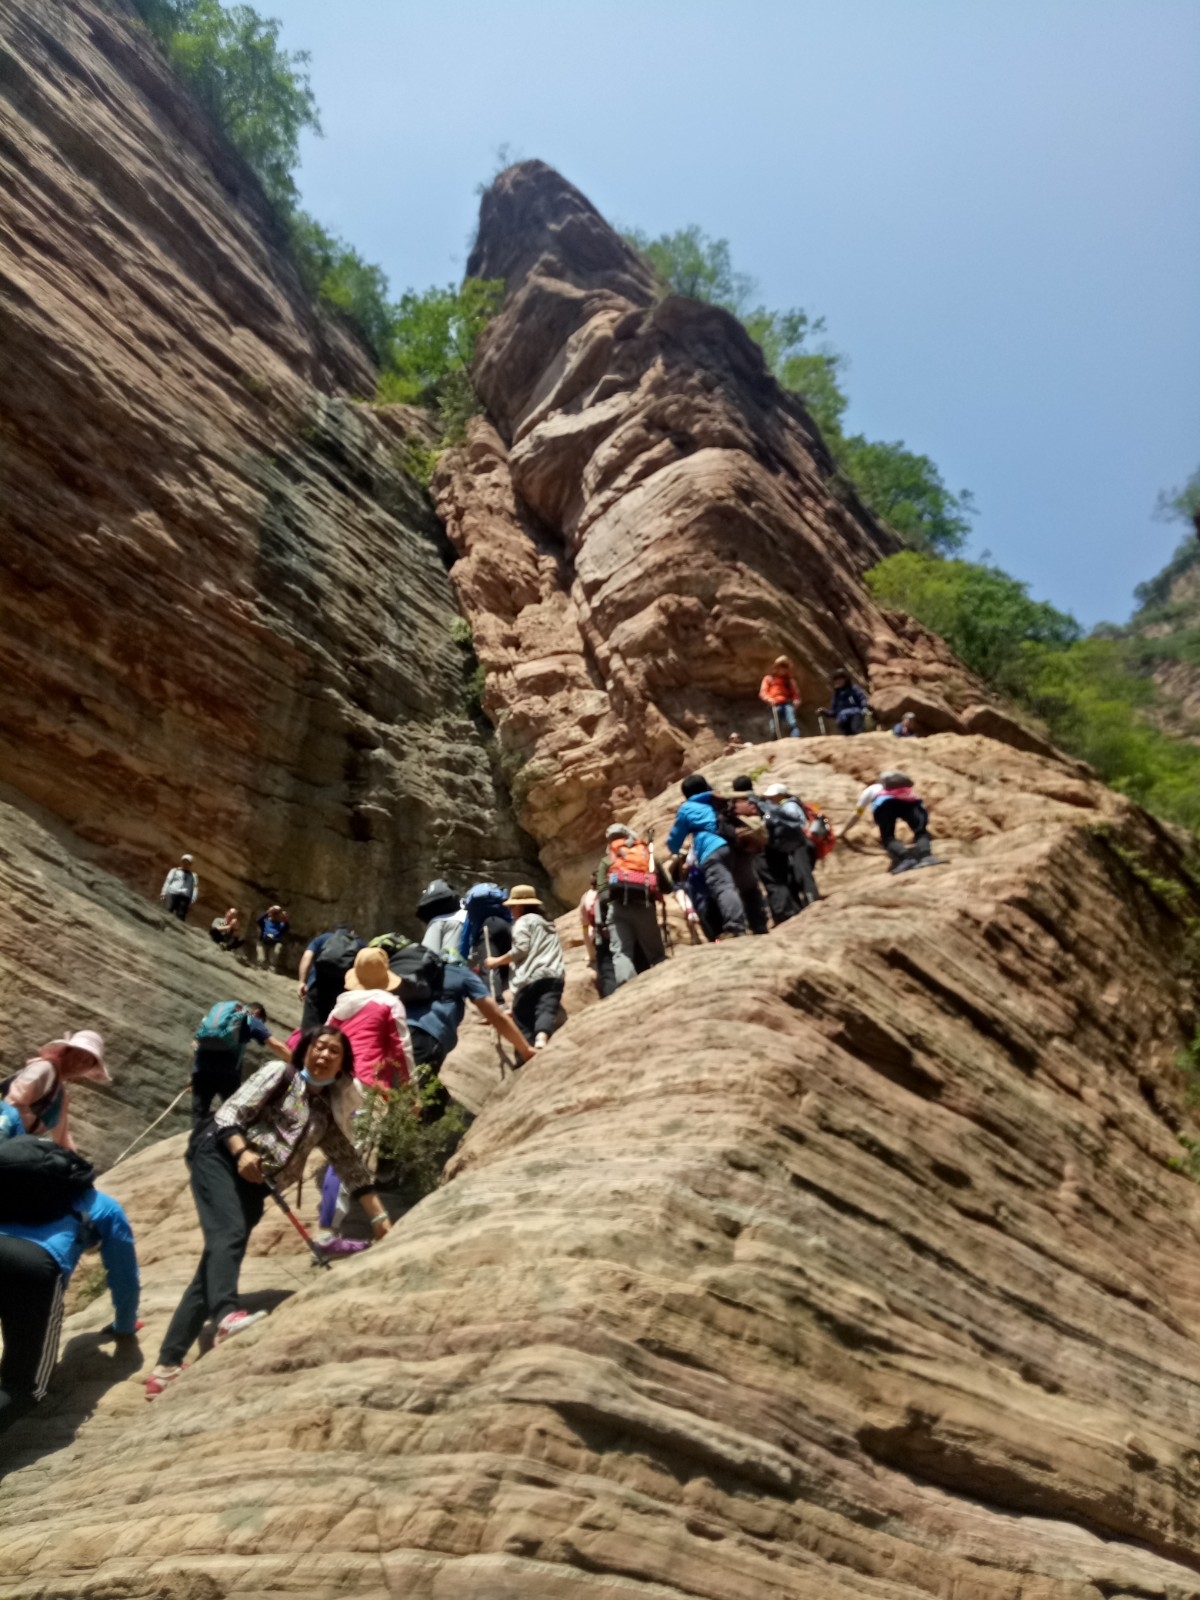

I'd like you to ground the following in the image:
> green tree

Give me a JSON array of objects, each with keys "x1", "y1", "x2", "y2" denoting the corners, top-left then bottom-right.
[
  {"x1": 288, "y1": 212, "x2": 392, "y2": 359},
  {"x1": 377, "y1": 278, "x2": 504, "y2": 438},
  {"x1": 625, "y1": 222, "x2": 972, "y2": 555},
  {"x1": 134, "y1": 0, "x2": 319, "y2": 210}
]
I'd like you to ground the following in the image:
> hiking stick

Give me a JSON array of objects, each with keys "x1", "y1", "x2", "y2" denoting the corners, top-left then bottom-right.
[
  {"x1": 771, "y1": 704, "x2": 781, "y2": 741},
  {"x1": 265, "y1": 1178, "x2": 332, "y2": 1269},
  {"x1": 817, "y1": 711, "x2": 827, "y2": 735}
]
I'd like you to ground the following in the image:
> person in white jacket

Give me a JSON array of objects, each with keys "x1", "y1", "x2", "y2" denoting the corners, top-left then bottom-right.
[{"x1": 161, "y1": 854, "x2": 198, "y2": 921}]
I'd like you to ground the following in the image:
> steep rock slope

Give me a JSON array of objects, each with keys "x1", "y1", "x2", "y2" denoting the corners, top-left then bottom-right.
[
  {"x1": 0, "y1": 781, "x2": 301, "y2": 1167},
  {"x1": 6, "y1": 734, "x2": 1200, "y2": 1600},
  {"x1": 436, "y1": 162, "x2": 1042, "y2": 896},
  {"x1": 0, "y1": 0, "x2": 528, "y2": 936}
]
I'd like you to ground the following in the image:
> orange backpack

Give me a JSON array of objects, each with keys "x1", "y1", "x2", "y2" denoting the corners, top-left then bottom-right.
[{"x1": 607, "y1": 839, "x2": 659, "y2": 901}]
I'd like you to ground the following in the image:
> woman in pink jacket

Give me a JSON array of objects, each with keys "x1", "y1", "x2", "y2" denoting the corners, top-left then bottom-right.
[{"x1": 2, "y1": 1031, "x2": 109, "y2": 1151}]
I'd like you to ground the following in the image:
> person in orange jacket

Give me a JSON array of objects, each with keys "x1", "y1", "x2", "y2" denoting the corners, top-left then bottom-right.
[{"x1": 758, "y1": 655, "x2": 802, "y2": 739}]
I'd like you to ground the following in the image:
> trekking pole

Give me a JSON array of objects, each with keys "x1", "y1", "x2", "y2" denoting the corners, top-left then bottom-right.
[
  {"x1": 817, "y1": 711, "x2": 827, "y2": 736},
  {"x1": 771, "y1": 705, "x2": 781, "y2": 741},
  {"x1": 265, "y1": 1178, "x2": 332, "y2": 1269}
]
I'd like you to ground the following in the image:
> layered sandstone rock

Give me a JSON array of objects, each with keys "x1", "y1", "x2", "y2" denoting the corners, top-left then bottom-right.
[
  {"x1": 6, "y1": 733, "x2": 1200, "y2": 1600},
  {"x1": 435, "y1": 162, "x2": 1042, "y2": 897},
  {"x1": 0, "y1": 0, "x2": 530, "y2": 941}
]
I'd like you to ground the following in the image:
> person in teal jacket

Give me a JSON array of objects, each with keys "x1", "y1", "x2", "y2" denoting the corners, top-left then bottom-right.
[
  {"x1": 666, "y1": 774, "x2": 767, "y2": 937},
  {"x1": 0, "y1": 1189, "x2": 140, "y2": 1429}
]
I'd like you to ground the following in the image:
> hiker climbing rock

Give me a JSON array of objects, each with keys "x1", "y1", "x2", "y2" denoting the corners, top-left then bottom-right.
[
  {"x1": 404, "y1": 886, "x2": 535, "y2": 1088},
  {"x1": 297, "y1": 923, "x2": 362, "y2": 1031},
  {"x1": 191, "y1": 1001, "x2": 290, "y2": 1129},
  {"x1": 843, "y1": 770, "x2": 939, "y2": 872},
  {"x1": 255, "y1": 905, "x2": 289, "y2": 970},
  {"x1": 600, "y1": 824, "x2": 666, "y2": 987},
  {"x1": 666, "y1": 775, "x2": 767, "y2": 938},
  {"x1": 893, "y1": 711, "x2": 918, "y2": 738},
  {"x1": 759, "y1": 655, "x2": 803, "y2": 739},
  {"x1": 459, "y1": 883, "x2": 513, "y2": 1002},
  {"x1": 0, "y1": 1143, "x2": 139, "y2": 1431},
  {"x1": 485, "y1": 886, "x2": 565, "y2": 1050},
  {"x1": 147, "y1": 1028, "x2": 388, "y2": 1400},
  {"x1": 761, "y1": 782, "x2": 822, "y2": 912},
  {"x1": 160, "y1": 854, "x2": 198, "y2": 922},
  {"x1": 579, "y1": 873, "x2": 618, "y2": 998},
  {"x1": 2, "y1": 1031, "x2": 109, "y2": 1152},
  {"x1": 209, "y1": 907, "x2": 243, "y2": 953},
  {"x1": 730, "y1": 775, "x2": 798, "y2": 926},
  {"x1": 822, "y1": 669, "x2": 871, "y2": 735},
  {"x1": 417, "y1": 880, "x2": 467, "y2": 960}
]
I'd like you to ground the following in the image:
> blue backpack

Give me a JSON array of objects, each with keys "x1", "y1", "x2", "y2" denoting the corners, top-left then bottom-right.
[
  {"x1": 457, "y1": 883, "x2": 511, "y2": 961},
  {"x1": 194, "y1": 1001, "x2": 246, "y2": 1053}
]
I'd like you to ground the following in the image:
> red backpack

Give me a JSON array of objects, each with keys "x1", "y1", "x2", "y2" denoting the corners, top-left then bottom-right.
[{"x1": 607, "y1": 839, "x2": 660, "y2": 901}]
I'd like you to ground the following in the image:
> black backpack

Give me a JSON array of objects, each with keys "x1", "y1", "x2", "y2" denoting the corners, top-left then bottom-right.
[
  {"x1": 712, "y1": 794, "x2": 769, "y2": 854},
  {"x1": 385, "y1": 939, "x2": 446, "y2": 1005},
  {"x1": 312, "y1": 927, "x2": 358, "y2": 1009},
  {"x1": 0, "y1": 1138, "x2": 96, "y2": 1224}
]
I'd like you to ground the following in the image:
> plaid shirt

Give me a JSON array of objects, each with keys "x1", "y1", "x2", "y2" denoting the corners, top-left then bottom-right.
[{"x1": 214, "y1": 1061, "x2": 376, "y2": 1197}]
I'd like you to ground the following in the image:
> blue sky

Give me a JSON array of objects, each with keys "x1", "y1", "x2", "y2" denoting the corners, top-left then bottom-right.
[{"x1": 268, "y1": 0, "x2": 1198, "y2": 626}]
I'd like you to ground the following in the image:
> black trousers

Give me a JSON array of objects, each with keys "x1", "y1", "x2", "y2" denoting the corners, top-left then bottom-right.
[
  {"x1": 159, "y1": 1137, "x2": 266, "y2": 1365},
  {"x1": 409, "y1": 1026, "x2": 451, "y2": 1121},
  {"x1": 702, "y1": 848, "x2": 768, "y2": 936},
  {"x1": 513, "y1": 978, "x2": 564, "y2": 1044},
  {"x1": 874, "y1": 797, "x2": 931, "y2": 857},
  {"x1": 759, "y1": 849, "x2": 801, "y2": 925},
  {"x1": 167, "y1": 893, "x2": 192, "y2": 921},
  {"x1": 594, "y1": 943, "x2": 617, "y2": 998},
  {"x1": 191, "y1": 1052, "x2": 241, "y2": 1128},
  {"x1": 0, "y1": 1236, "x2": 65, "y2": 1428}
]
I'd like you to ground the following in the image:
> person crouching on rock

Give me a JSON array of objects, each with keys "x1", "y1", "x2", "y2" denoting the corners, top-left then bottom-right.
[
  {"x1": 823, "y1": 669, "x2": 871, "y2": 735},
  {"x1": 2, "y1": 1031, "x2": 110, "y2": 1152},
  {"x1": 146, "y1": 1027, "x2": 390, "y2": 1400},
  {"x1": 485, "y1": 886, "x2": 565, "y2": 1051},
  {"x1": 841, "y1": 770, "x2": 933, "y2": 871}
]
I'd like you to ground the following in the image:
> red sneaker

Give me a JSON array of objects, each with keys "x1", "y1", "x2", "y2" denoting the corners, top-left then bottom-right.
[
  {"x1": 145, "y1": 1363, "x2": 185, "y2": 1400},
  {"x1": 214, "y1": 1309, "x2": 267, "y2": 1346}
]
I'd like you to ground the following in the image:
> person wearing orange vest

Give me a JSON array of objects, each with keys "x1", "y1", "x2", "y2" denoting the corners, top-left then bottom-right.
[
  {"x1": 598, "y1": 824, "x2": 666, "y2": 989},
  {"x1": 758, "y1": 655, "x2": 802, "y2": 739}
]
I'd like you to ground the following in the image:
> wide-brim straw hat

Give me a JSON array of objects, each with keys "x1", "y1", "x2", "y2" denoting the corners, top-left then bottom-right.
[
  {"x1": 344, "y1": 947, "x2": 401, "y2": 994},
  {"x1": 503, "y1": 884, "x2": 543, "y2": 909},
  {"x1": 36, "y1": 1030, "x2": 110, "y2": 1084}
]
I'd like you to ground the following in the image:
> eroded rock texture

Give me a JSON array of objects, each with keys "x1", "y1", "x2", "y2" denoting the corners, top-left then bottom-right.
[
  {"x1": 6, "y1": 734, "x2": 1200, "y2": 1600},
  {"x1": 435, "y1": 162, "x2": 1041, "y2": 896},
  {"x1": 0, "y1": 0, "x2": 528, "y2": 938}
]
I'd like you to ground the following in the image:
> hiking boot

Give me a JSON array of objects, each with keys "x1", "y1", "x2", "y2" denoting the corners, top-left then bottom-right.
[
  {"x1": 145, "y1": 1364, "x2": 185, "y2": 1400},
  {"x1": 214, "y1": 1309, "x2": 267, "y2": 1346},
  {"x1": 534, "y1": 1032, "x2": 550, "y2": 1050}
]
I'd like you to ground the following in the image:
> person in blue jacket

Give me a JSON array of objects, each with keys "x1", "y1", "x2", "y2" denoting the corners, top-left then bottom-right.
[
  {"x1": 0, "y1": 1187, "x2": 140, "y2": 1429},
  {"x1": 823, "y1": 669, "x2": 871, "y2": 735},
  {"x1": 666, "y1": 774, "x2": 767, "y2": 938}
]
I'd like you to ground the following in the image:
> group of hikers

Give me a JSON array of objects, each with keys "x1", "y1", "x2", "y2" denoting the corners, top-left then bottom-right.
[
  {"x1": 758, "y1": 658, "x2": 920, "y2": 741},
  {"x1": 0, "y1": 647, "x2": 943, "y2": 1437}
]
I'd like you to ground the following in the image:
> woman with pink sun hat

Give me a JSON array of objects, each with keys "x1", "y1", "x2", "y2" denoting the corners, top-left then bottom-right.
[{"x1": 2, "y1": 1031, "x2": 109, "y2": 1151}]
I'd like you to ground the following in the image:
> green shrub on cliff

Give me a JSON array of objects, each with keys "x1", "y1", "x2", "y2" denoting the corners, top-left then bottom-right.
[
  {"x1": 376, "y1": 278, "x2": 504, "y2": 437},
  {"x1": 287, "y1": 212, "x2": 393, "y2": 361},
  {"x1": 868, "y1": 551, "x2": 1200, "y2": 831},
  {"x1": 624, "y1": 224, "x2": 972, "y2": 555}
]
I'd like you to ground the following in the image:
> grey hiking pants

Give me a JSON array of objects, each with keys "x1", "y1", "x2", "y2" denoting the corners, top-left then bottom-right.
[
  {"x1": 609, "y1": 898, "x2": 666, "y2": 986},
  {"x1": 702, "y1": 847, "x2": 768, "y2": 936}
]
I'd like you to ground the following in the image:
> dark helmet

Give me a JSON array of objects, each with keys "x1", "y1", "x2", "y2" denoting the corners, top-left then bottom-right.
[{"x1": 416, "y1": 879, "x2": 459, "y2": 925}]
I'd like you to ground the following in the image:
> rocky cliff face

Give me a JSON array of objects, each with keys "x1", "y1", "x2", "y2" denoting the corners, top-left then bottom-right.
[
  {"x1": 435, "y1": 162, "x2": 1044, "y2": 896},
  {"x1": 0, "y1": 0, "x2": 529, "y2": 942},
  {"x1": 5, "y1": 734, "x2": 1200, "y2": 1600}
]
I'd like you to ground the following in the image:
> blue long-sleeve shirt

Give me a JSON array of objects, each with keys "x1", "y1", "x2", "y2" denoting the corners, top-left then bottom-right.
[
  {"x1": 0, "y1": 1190, "x2": 139, "y2": 1334},
  {"x1": 666, "y1": 794, "x2": 728, "y2": 866},
  {"x1": 830, "y1": 682, "x2": 869, "y2": 716}
]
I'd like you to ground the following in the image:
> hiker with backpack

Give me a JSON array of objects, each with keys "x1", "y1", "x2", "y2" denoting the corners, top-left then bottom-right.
[
  {"x1": 255, "y1": 905, "x2": 289, "y2": 970},
  {"x1": 600, "y1": 824, "x2": 666, "y2": 986},
  {"x1": 730, "y1": 776, "x2": 799, "y2": 926},
  {"x1": 761, "y1": 782, "x2": 822, "y2": 913},
  {"x1": 666, "y1": 776, "x2": 768, "y2": 938},
  {"x1": 191, "y1": 1002, "x2": 290, "y2": 1128},
  {"x1": 160, "y1": 854, "x2": 198, "y2": 922},
  {"x1": 147, "y1": 1026, "x2": 389, "y2": 1400},
  {"x1": 822, "y1": 669, "x2": 871, "y2": 736},
  {"x1": 842, "y1": 770, "x2": 935, "y2": 872},
  {"x1": 417, "y1": 881, "x2": 467, "y2": 961},
  {"x1": 759, "y1": 655, "x2": 803, "y2": 739},
  {"x1": 0, "y1": 1143, "x2": 139, "y2": 1431},
  {"x1": 297, "y1": 924, "x2": 362, "y2": 1031},
  {"x1": 459, "y1": 884, "x2": 513, "y2": 1003},
  {"x1": 2, "y1": 1031, "x2": 109, "y2": 1152},
  {"x1": 484, "y1": 887, "x2": 565, "y2": 1050}
]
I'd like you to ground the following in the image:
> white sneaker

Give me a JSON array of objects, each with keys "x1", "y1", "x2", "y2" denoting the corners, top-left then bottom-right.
[
  {"x1": 534, "y1": 1032, "x2": 549, "y2": 1050},
  {"x1": 214, "y1": 1309, "x2": 267, "y2": 1345}
]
